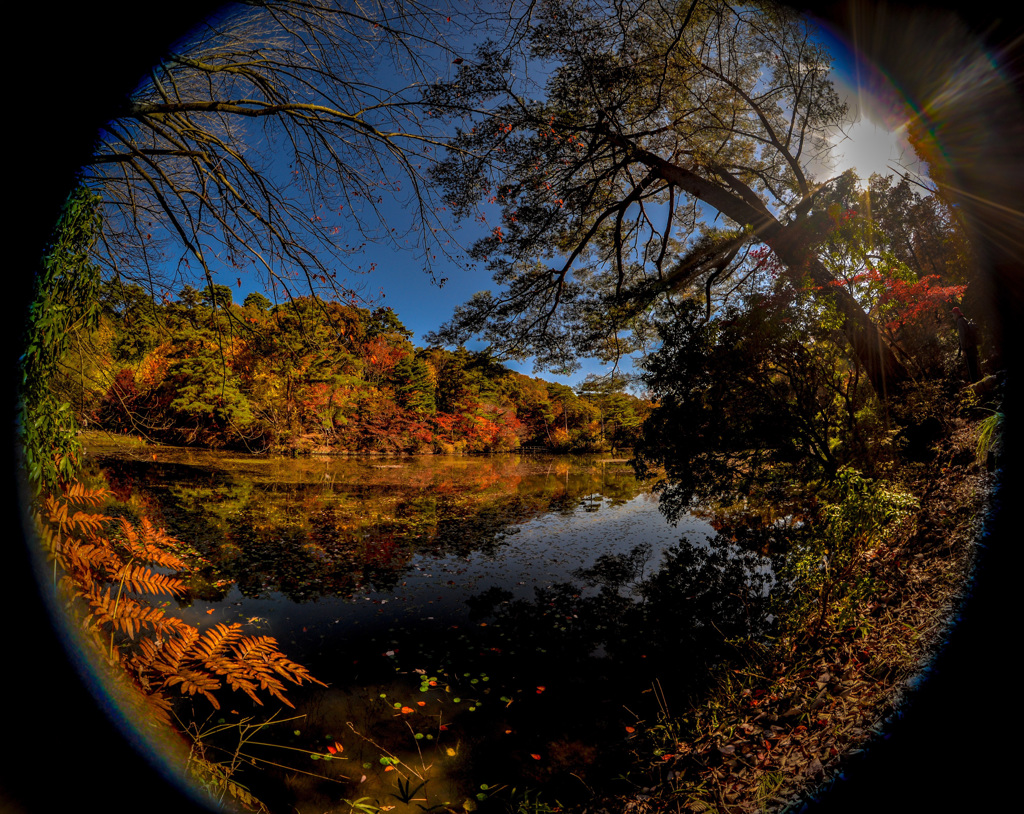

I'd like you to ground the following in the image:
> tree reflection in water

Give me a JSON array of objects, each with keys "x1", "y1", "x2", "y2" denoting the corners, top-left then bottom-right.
[{"x1": 83, "y1": 446, "x2": 784, "y2": 809}]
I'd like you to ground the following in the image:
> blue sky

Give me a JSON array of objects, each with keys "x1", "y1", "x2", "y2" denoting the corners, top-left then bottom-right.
[{"x1": 159, "y1": 5, "x2": 920, "y2": 392}]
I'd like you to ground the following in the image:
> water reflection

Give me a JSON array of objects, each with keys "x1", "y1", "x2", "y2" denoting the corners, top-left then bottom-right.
[
  {"x1": 82, "y1": 443, "x2": 776, "y2": 810},
  {"x1": 85, "y1": 447, "x2": 684, "y2": 605}
]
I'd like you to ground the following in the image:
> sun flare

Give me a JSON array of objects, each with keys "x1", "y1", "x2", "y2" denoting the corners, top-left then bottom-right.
[{"x1": 830, "y1": 116, "x2": 913, "y2": 184}]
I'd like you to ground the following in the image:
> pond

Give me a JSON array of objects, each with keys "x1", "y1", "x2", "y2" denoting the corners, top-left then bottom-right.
[{"x1": 84, "y1": 442, "x2": 773, "y2": 812}]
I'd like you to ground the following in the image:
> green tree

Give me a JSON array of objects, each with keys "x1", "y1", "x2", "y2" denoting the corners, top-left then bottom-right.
[
  {"x1": 19, "y1": 187, "x2": 103, "y2": 491},
  {"x1": 157, "y1": 327, "x2": 255, "y2": 446},
  {"x1": 435, "y1": 346, "x2": 472, "y2": 414},
  {"x1": 427, "y1": 0, "x2": 907, "y2": 395},
  {"x1": 366, "y1": 306, "x2": 414, "y2": 340},
  {"x1": 101, "y1": 281, "x2": 163, "y2": 363},
  {"x1": 577, "y1": 375, "x2": 644, "y2": 448},
  {"x1": 243, "y1": 292, "x2": 272, "y2": 313},
  {"x1": 393, "y1": 354, "x2": 437, "y2": 414},
  {"x1": 634, "y1": 287, "x2": 875, "y2": 518},
  {"x1": 200, "y1": 283, "x2": 234, "y2": 309}
]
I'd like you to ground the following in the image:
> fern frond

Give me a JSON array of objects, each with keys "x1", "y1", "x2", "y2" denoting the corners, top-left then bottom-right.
[
  {"x1": 192, "y1": 623, "x2": 244, "y2": 661},
  {"x1": 111, "y1": 600, "x2": 184, "y2": 640},
  {"x1": 233, "y1": 635, "x2": 327, "y2": 690},
  {"x1": 67, "y1": 510, "x2": 108, "y2": 534},
  {"x1": 149, "y1": 626, "x2": 202, "y2": 676},
  {"x1": 115, "y1": 562, "x2": 188, "y2": 597},
  {"x1": 142, "y1": 690, "x2": 174, "y2": 727},
  {"x1": 61, "y1": 539, "x2": 122, "y2": 583},
  {"x1": 224, "y1": 779, "x2": 268, "y2": 813},
  {"x1": 65, "y1": 481, "x2": 109, "y2": 507},
  {"x1": 203, "y1": 657, "x2": 264, "y2": 705},
  {"x1": 36, "y1": 477, "x2": 324, "y2": 732},
  {"x1": 133, "y1": 518, "x2": 189, "y2": 569},
  {"x1": 165, "y1": 668, "x2": 222, "y2": 708},
  {"x1": 42, "y1": 491, "x2": 110, "y2": 535},
  {"x1": 81, "y1": 585, "x2": 120, "y2": 630}
]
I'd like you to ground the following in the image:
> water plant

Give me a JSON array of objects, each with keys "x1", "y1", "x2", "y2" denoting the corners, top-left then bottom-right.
[{"x1": 390, "y1": 776, "x2": 429, "y2": 805}]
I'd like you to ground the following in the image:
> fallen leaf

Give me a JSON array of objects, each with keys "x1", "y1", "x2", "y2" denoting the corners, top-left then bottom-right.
[{"x1": 530, "y1": 754, "x2": 541, "y2": 760}]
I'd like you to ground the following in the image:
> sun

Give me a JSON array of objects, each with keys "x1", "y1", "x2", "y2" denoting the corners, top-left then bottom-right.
[{"x1": 829, "y1": 116, "x2": 914, "y2": 185}]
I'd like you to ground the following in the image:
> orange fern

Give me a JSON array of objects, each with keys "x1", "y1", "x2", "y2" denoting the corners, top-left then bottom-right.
[{"x1": 37, "y1": 481, "x2": 326, "y2": 729}]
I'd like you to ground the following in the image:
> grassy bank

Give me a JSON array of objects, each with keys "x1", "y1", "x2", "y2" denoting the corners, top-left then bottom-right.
[{"x1": 593, "y1": 417, "x2": 991, "y2": 814}]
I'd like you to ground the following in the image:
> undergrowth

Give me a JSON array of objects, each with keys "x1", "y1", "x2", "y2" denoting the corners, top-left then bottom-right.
[{"x1": 602, "y1": 418, "x2": 988, "y2": 814}]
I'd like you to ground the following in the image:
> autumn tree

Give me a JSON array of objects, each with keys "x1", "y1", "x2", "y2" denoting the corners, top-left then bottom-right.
[
  {"x1": 426, "y1": 0, "x2": 908, "y2": 395},
  {"x1": 803, "y1": 171, "x2": 972, "y2": 378}
]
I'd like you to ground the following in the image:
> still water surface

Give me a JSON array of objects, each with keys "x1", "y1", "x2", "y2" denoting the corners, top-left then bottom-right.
[{"x1": 85, "y1": 445, "x2": 731, "y2": 811}]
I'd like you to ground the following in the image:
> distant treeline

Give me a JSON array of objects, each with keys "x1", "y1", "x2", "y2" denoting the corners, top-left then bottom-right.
[{"x1": 62, "y1": 283, "x2": 651, "y2": 454}]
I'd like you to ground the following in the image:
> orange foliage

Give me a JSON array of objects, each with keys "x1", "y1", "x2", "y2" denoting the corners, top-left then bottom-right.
[{"x1": 36, "y1": 482, "x2": 325, "y2": 727}]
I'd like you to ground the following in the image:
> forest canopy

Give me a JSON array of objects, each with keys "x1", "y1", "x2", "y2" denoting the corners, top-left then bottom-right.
[
  {"x1": 424, "y1": 0, "x2": 948, "y2": 394},
  {"x1": 59, "y1": 279, "x2": 651, "y2": 456}
]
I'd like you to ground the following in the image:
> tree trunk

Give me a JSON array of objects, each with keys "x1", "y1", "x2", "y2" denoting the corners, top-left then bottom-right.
[{"x1": 604, "y1": 128, "x2": 910, "y2": 397}]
